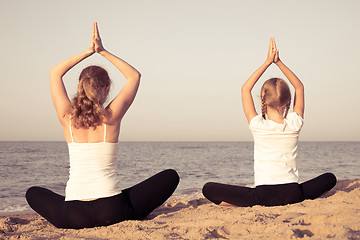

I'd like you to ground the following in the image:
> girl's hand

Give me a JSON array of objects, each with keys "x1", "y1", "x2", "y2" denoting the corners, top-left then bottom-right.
[
  {"x1": 266, "y1": 37, "x2": 276, "y2": 65},
  {"x1": 273, "y1": 39, "x2": 280, "y2": 63},
  {"x1": 93, "y1": 22, "x2": 105, "y2": 53},
  {"x1": 274, "y1": 50, "x2": 280, "y2": 63}
]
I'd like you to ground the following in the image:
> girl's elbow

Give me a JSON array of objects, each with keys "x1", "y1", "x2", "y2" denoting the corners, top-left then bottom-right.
[
  {"x1": 132, "y1": 71, "x2": 141, "y2": 82},
  {"x1": 298, "y1": 81, "x2": 304, "y2": 88},
  {"x1": 296, "y1": 82, "x2": 304, "y2": 92}
]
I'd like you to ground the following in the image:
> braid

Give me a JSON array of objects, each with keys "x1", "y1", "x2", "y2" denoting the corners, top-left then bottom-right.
[
  {"x1": 261, "y1": 78, "x2": 291, "y2": 120},
  {"x1": 261, "y1": 97, "x2": 267, "y2": 119},
  {"x1": 283, "y1": 101, "x2": 290, "y2": 118}
]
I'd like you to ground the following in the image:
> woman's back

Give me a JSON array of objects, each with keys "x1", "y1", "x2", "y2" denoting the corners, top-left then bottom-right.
[
  {"x1": 65, "y1": 120, "x2": 121, "y2": 201},
  {"x1": 63, "y1": 118, "x2": 120, "y2": 144}
]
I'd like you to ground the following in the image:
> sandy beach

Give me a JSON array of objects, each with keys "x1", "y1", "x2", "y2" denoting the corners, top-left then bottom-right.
[{"x1": 1, "y1": 179, "x2": 359, "y2": 240}]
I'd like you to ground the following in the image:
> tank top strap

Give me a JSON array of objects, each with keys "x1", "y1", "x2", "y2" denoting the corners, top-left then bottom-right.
[
  {"x1": 103, "y1": 124, "x2": 107, "y2": 142},
  {"x1": 69, "y1": 117, "x2": 74, "y2": 143}
]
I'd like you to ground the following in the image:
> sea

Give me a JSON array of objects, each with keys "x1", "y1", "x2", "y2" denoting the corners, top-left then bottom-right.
[{"x1": 0, "y1": 141, "x2": 359, "y2": 214}]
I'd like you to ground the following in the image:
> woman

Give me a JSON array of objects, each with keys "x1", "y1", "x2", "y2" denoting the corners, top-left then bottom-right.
[{"x1": 26, "y1": 22, "x2": 179, "y2": 229}]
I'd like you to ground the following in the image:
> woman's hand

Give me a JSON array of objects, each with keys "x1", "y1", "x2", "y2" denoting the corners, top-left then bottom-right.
[
  {"x1": 87, "y1": 23, "x2": 96, "y2": 54},
  {"x1": 93, "y1": 22, "x2": 105, "y2": 53},
  {"x1": 87, "y1": 22, "x2": 104, "y2": 54}
]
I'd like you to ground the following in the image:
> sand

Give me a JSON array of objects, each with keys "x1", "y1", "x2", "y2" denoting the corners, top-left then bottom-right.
[{"x1": 1, "y1": 179, "x2": 359, "y2": 240}]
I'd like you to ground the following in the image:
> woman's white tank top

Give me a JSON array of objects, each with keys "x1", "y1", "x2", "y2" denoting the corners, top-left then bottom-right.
[{"x1": 65, "y1": 123, "x2": 121, "y2": 201}]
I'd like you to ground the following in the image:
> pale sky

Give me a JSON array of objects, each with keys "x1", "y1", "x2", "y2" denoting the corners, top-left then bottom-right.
[{"x1": 1, "y1": 0, "x2": 359, "y2": 141}]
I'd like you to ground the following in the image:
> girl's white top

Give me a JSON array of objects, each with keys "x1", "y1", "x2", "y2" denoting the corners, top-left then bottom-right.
[
  {"x1": 249, "y1": 112, "x2": 304, "y2": 186},
  {"x1": 65, "y1": 124, "x2": 121, "y2": 201}
]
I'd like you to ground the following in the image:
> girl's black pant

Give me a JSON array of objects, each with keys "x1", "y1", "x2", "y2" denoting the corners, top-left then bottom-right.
[
  {"x1": 202, "y1": 172, "x2": 336, "y2": 207},
  {"x1": 26, "y1": 169, "x2": 179, "y2": 229}
]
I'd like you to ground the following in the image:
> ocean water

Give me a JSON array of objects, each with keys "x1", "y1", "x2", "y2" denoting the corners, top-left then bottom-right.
[{"x1": 0, "y1": 141, "x2": 359, "y2": 213}]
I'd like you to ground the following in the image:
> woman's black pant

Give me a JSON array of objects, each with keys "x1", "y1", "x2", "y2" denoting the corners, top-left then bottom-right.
[
  {"x1": 26, "y1": 169, "x2": 179, "y2": 229},
  {"x1": 202, "y1": 172, "x2": 337, "y2": 207}
]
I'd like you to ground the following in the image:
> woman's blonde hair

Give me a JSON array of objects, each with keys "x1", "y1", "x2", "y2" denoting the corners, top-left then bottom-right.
[
  {"x1": 260, "y1": 78, "x2": 291, "y2": 119},
  {"x1": 70, "y1": 65, "x2": 111, "y2": 129}
]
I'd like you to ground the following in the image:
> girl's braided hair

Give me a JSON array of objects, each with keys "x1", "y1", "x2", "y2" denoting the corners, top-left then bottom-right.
[{"x1": 260, "y1": 78, "x2": 291, "y2": 119}]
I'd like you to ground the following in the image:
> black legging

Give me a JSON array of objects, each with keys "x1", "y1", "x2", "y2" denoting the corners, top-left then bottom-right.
[
  {"x1": 202, "y1": 172, "x2": 336, "y2": 207},
  {"x1": 26, "y1": 169, "x2": 179, "y2": 229}
]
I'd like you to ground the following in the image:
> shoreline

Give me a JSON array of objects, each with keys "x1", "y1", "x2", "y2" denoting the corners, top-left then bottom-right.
[
  {"x1": 1, "y1": 178, "x2": 359, "y2": 240},
  {"x1": 0, "y1": 211, "x2": 34, "y2": 218},
  {"x1": 0, "y1": 177, "x2": 351, "y2": 216},
  {"x1": 0, "y1": 191, "x2": 203, "y2": 217}
]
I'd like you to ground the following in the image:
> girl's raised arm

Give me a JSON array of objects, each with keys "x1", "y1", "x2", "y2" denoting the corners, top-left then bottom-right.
[
  {"x1": 93, "y1": 23, "x2": 141, "y2": 124},
  {"x1": 50, "y1": 29, "x2": 95, "y2": 124},
  {"x1": 274, "y1": 46, "x2": 304, "y2": 118},
  {"x1": 241, "y1": 38, "x2": 276, "y2": 123}
]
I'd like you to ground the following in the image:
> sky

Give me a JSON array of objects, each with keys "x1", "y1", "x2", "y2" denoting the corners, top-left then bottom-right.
[{"x1": 1, "y1": 0, "x2": 359, "y2": 141}]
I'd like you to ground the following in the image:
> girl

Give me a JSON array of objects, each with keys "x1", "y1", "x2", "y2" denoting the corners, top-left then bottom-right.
[
  {"x1": 26, "y1": 22, "x2": 179, "y2": 229},
  {"x1": 202, "y1": 38, "x2": 336, "y2": 207}
]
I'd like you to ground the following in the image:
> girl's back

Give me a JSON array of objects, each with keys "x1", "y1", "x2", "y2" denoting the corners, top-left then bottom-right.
[
  {"x1": 202, "y1": 38, "x2": 336, "y2": 208},
  {"x1": 250, "y1": 112, "x2": 303, "y2": 186}
]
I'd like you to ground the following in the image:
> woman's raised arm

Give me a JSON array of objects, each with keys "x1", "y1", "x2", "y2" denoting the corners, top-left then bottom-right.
[
  {"x1": 93, "y1": 23, "x2": 141, "y2": 124},
  {"x1": 50, "y1": 25, "x2": 95, "y2": 124}
]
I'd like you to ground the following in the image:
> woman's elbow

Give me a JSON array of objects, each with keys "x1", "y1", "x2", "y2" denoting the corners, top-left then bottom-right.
[
  {"x1": 49, "y1": 67, "x2": 56, "y2": 76},
  {"x1": 129, "y1": 69, "x2": 141, "y2": 80},
  {"x1": 241, "y1": 85, "x2": 250, "y2": 96},
  {"x1": 49, "y1": 68, "x2": 57, "y2": 81},
  {"x1": 49, "y1": 66, "x2": 62, "y2": 79}
]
